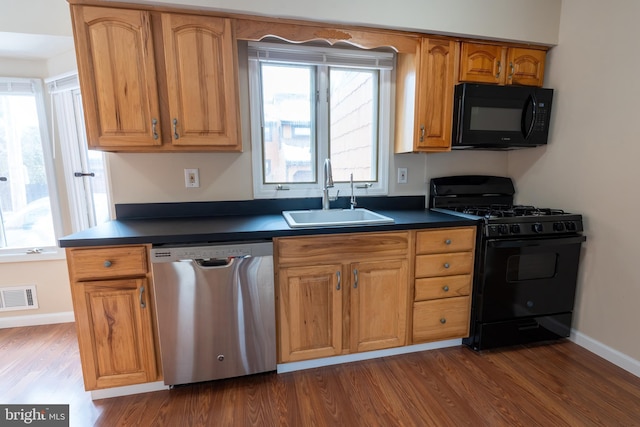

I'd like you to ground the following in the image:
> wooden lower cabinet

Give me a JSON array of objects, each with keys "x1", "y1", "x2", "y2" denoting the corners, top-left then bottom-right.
[
  {"x1": 66, "y1": 245, "x2": 160, "y2": 391},
  {"x1": 350, "y1": 259, "x2": 408, "y2": 353},
  {"x1": 275, "y1": 232, "x2": 410, "y2": 363},
  {"x1": 278, "y1": 264, "x2": 343, "y2": 362},
  {"x1": 411, "y1": 227, "x2": 476, "y2": 344}
]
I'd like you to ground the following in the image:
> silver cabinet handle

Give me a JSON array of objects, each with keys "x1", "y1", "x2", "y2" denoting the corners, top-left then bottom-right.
[
  {"x1": 445, "y1": 239, "x2": 452, "y2": 245},
  {"x1": 152, "y1": 118, "x2": 159, "y2": 140},
  {"x1": 139, "y1": 286, "x2": 146, "y2": 308},
  {"x1": 336, "y1": 271, "x2": 341, "y2": 290},
  {"x1": 509, "y1": 62, "x2": 515, "y2": 79},
  {"x1": 443, "y1": 263, "x2": 450, "y2": 269},
  {"x1": 353, "y1": 269, "x2": 358, "y2": 288},
  {"x1": 443, "y1": 285, "x2": 449, "y2": 292},
  {"x1": 103, "y1": 260, "x2": 112, "y2": 268},
  {"x1": 440, "y1": 318, "x2": 447, "y2": 324},
  {"x1": 496, "y1": 60, "x2": 502, "y2": 78},
  {"x1": 172, "y1": 118, "x2": 180, "y2": 140},
  {"x1": 419, "y1": 125, "x2": 425, "y2": 142}
]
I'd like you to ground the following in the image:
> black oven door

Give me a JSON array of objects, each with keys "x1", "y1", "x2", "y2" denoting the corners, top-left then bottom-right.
[{"x1": 477, "y1": 235, "x2": 586, "y2": 322}]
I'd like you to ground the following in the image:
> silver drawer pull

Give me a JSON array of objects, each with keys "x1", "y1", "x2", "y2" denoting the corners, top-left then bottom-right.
[
  {"x1": 443, "y1": 263, "x2": 450, "y2": 269},
  {"x1": 104, "y1": 260, "x2": 112, "y2": 268},
  {"x1": 445, "y1": 239, "x2": 452, "y2": 245},
  {"x1": 353, "y1": 269, "x2": 358, "y2": 288},
  {"x1": 443, "y1": 285, "x2": 449, "y2": 292},
  {"x1": 336, "y1": 271, "x2": 341, "y2": 290},
  {"x1": 440, "y1": 318, "x2": 447, "y2": 324}
]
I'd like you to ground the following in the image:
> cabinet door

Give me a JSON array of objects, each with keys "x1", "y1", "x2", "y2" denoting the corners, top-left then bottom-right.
[
  {"x1": 71, "y1": 278, "x2": 158, "y2": 390},
  {"x1": 162, "y1": 14, "x2": 241, "y2": 149},
  {"x1": 71, "y1": 6, "x2": 162, "y2": 148},
  {"x1": 350, "y1": 259, "x2": 408, "y2": 353},
  {"x1": 506, "y1": 48, "x2": 546, "y2": 87},
  {"x1": 414, "y1": 38, "x2": 456, "y2": 151},
  {"x1": 459, "y1": 42, "x2": 506, "y2": 85},
  {"x1": 278, "y1": 265, "x2": 343, "y2": 362}
]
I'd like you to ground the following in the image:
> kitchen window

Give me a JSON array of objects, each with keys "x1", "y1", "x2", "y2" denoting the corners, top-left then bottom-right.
[
  {"x1": 248, "y1": 42, "x2": 393, "y2": 199},
  {"x1": 0, "y1": 78, "x2": 62, "y2": 259}
]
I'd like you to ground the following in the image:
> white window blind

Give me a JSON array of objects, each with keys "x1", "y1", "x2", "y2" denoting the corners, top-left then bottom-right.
[{"x1": 248, "y1": 42, "x2": 395, "y2": 70}]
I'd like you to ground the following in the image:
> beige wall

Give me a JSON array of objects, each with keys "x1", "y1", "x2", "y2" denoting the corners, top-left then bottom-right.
[
  {"x1": 509, "y1": 0, "x2": 640, "y2": 360},
  {"x1": 0, "y1": 260, "x2": 73, "y2": 318},
  {"x1": 128, "y1": 0, "x2": 561, "y2": 45}
]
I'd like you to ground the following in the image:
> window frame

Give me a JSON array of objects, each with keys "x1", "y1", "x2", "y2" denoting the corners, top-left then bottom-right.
[
  {"x1": 248, "y1": 42, "x2": 393, "y2": 200},
  {"x1": 0, "y1": 77, "x2": 64, "y2": 262}
]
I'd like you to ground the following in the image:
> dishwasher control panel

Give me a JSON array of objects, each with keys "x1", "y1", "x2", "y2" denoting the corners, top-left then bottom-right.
[{"x1": 151, "y1": 241, "x2": 273, "y2": 263}]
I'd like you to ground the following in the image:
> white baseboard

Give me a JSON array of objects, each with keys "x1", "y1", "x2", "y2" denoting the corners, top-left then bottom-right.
[
  {"x1": 90, "y1": 381, "x2": 169, "y2": 400},
  {"x1": 0, "y1": 311, "x2": 75, "y2": 328},
  {"x1": 277, "y1": 339, "x2": 462, "y2": 373},
  {"x1": 570, "y1": 329, "x2": 640, "y2": 378}
]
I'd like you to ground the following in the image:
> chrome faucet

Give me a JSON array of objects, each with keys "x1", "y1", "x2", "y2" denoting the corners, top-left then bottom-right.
[
  {"x1": 350, "y1": 173, "x2": 357, "y2": 210},
  {"x1": 322, "y1": 158, "x2": 334, "y2": 210}
]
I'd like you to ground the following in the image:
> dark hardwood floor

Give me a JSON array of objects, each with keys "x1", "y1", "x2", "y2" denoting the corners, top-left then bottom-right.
[{"x1": 1, "y1": 323, "x2": 639, "y2": 426}]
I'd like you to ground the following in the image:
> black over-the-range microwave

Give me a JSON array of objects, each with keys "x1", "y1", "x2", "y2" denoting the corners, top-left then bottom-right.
[{"x1": 452, "y1": 83, "x2": 554, "y2": 150}]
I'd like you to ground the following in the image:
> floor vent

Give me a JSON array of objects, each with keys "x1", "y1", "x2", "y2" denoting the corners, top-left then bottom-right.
[{"x1": 0, "y1": 285, "x2": 39, "y2": 312}]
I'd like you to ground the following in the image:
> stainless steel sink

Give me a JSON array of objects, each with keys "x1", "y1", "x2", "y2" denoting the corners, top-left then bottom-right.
[{"x1": 282, "y1": 208, "x2": 394, "y2": 228}]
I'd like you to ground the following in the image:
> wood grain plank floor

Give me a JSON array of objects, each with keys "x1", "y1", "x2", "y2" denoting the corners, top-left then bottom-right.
[{"x1": 1, "y1": 323, "x2": 639, "y2": 426}]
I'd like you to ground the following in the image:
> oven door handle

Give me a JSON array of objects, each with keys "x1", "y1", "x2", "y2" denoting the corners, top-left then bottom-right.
[{"x1": 488, "y1": 235, "x2": 586, "y2": 249}]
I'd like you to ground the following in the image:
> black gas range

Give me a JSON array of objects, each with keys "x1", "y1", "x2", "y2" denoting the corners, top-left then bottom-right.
[{"x1": 429, "y1": 175, "x2": 586, "y2": 350}]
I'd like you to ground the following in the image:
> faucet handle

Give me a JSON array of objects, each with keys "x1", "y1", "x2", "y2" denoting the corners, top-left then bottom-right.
[{"x1": 329, "y1": 189, "x2": 340, "y2": 201}]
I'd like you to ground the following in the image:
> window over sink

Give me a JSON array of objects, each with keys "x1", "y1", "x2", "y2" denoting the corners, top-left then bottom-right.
[{"x1": 248, "y1": 42, "x2": 393, "y2": 199}]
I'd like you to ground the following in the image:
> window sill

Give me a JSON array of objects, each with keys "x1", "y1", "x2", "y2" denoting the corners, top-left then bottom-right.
[{"x1": 0, "y1": 248, "x2": 65, "y2": 264}]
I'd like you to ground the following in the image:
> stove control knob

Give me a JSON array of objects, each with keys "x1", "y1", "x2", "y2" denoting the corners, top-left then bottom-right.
[
  {"x1": 498, "y1": 224, "x2": 509, "y2": 235},
  {"x1": 532, "y1": 223, "x2": 544, "y2": 233},
  {"x1": 565, "y1": 221, "x2": 577, "y2": 231},
  {"x1": 553, "y1": 222, "x2": 565, "y2": 232},
  {"x1": 510, "y1": 224, "x2": 521, "y2": 234}
]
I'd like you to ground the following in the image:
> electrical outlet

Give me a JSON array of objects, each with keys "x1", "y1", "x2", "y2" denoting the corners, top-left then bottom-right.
[
  {"x1": 184, "y1": 168, "x2": 200, "y2": 188},
  {"x1": 397, "y1": 167, "x2": 408, "y2": 184}
]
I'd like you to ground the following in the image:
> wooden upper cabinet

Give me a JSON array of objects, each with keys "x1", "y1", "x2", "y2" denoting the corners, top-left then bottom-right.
[
  {"x1": 507, "y1": 47, "x2": 546, "y2": 86},
  {"x1": 162, "y1": 14, "x2": 240, "y2": 149},
  {"x1": 395, "y1": 37, "x2": 457, "y2": 153},
  {"x1": 72, "y1": 6, "x2": 162, "y2": 148},
  {"x1": 459, "y1": 42, "x2": 546, "y2": 87},
  {"x1": 70, "y1": 5, "x2": 242, "y2": 152},
  {"x1": 415, "y1": 38, "x2": 456, "y2": 151}
]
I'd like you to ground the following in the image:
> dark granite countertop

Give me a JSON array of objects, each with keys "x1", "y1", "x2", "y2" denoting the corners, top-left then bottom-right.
[{"x1": 58, "y1": 196, "x2": 480, "y2": 248}]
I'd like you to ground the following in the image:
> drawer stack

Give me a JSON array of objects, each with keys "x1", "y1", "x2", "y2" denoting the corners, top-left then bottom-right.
[{"x1": 412, "y1": 227, "x2": 476, "y2": 343}]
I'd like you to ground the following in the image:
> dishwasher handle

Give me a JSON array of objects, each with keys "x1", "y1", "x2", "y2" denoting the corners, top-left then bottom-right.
[{"x1": 194, "y1": 257, "x2": 238, "y2": 268}]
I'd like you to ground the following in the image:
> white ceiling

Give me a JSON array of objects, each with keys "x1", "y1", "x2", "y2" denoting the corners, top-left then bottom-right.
[{"x1": 0, "y1": 32, "x2": 74, "y2": 60}]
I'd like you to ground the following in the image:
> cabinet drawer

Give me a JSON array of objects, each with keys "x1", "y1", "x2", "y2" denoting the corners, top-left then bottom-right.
[
  {"x1": 415, "y1": 252, "x2": 473, "y2": 278},
  {"x1": 416, "y1": 228, "x2": 475, "y2": 254},
  {"x1": 276, "y1": 232, "x2": 408, "y2": 265},
  {"x1": 412, "y1": 296, "x2": 470, "y2": 342},
  {"x1": 414, "y1": 275, "x2": 471, "y2": 301},
  {"x1": 67, "y1": 246, "x2": 148, "y2": 281}
]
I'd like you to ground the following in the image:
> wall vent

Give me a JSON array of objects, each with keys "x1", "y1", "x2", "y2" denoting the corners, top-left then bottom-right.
[{"x1": 0, "y1": 285, "x2": 39, "y2": 312}]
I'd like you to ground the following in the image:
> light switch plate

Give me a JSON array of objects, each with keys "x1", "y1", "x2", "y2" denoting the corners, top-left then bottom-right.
[
  {"x1": 184, "y1": 168, "x2": 200, "y2": 188},
  {"x1": 397, "y1": 167, "x2": 408, "y2": 184}
]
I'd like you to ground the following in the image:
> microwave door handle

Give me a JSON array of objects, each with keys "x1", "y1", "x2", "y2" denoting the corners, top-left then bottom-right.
[{"x1": 521, "y1": 94, "x2": 537, "y2": 139}]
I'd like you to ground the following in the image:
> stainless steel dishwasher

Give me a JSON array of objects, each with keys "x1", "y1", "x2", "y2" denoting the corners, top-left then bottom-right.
[{"x1": 150, "y1": 241, "x2": 275, "y2": 386}]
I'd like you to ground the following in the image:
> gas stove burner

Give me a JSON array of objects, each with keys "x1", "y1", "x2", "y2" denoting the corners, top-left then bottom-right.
[
  {"x1": 510, "y1": 205, "x2": 566, "y2": 217},
  {"x1": 456, "y1": 204, "x2": 567, "y2": 219}
]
